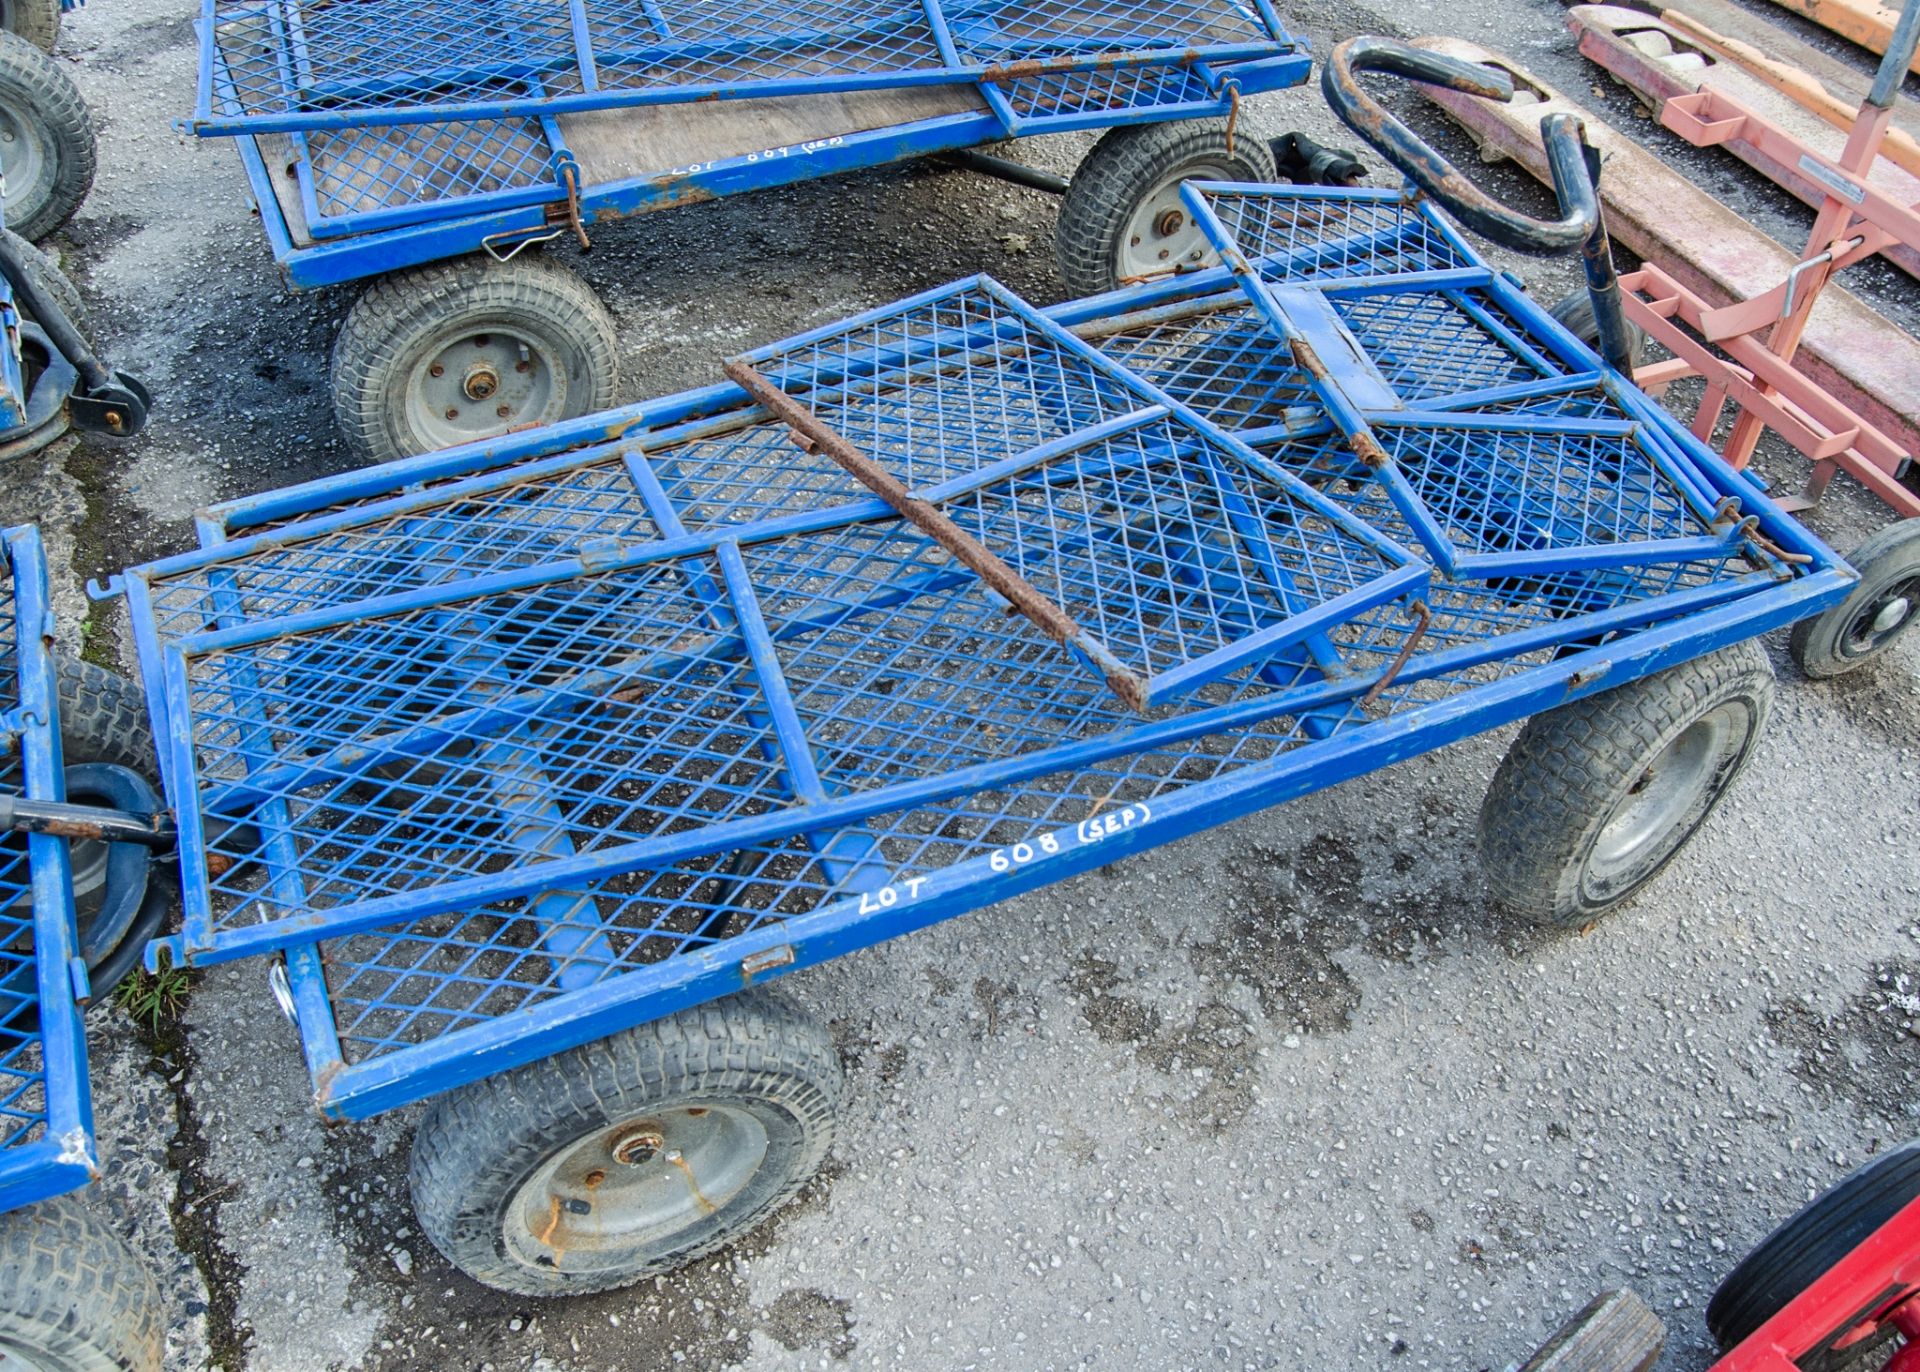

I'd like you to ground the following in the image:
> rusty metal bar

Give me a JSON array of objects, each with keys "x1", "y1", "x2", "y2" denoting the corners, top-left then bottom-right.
[
  {"x1": 1359, "y1": 600, "x2": 1432, "y2": 709},
  {"x1": 721, "y1": 358, "x2": 1153, "y2": 713},
  {"x1": 0, "y1": 793, "x2": 178, "y2": 848}
]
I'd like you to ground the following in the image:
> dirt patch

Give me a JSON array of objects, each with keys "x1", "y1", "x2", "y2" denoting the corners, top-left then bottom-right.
[
  {"x1": 1136, "y1": 1000, "x2": 1262, "y2": 1132},
  {"x1": 1063, "y1": 952, "x2": 1162, "y2": 1047},
  {"x1": 757, "y1": 1287, "x2": 856, "y2": 1360},
  {"x1": 132, "y1": 1001, "x2": 252, "y2": 1370},
  {"x1": 1766, "y1": 958, "x2": 1920, "y2": 1125}
]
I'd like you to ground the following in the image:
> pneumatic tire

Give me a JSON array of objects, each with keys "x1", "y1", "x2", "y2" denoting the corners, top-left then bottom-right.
[
  {"x1": 331, "y1": 252, "x2": 619, "y2": 466},
  {"x1": 51, "y1": 654, "x2": 152, "y2": 775},
  {"x1": 1056, "y1": 118, "x2": 1277, "y2": 297},
  {"x1": 0, "y1": 31, "x2": 94, "y2": 241},
  {"x1": 1707, "y1": 1141, "x2": 1920, "y2": 1369},
  {"x1": 1547, "y1": 288, "x2": 1647, "y2": 370},
  {"x1": 0, "y1": 0, "x2": 59, "y2": 53},
  {"x1": 1478, "y1": 641, "x2": 1773, "y2": 926},
  {"x1": 1790, "y1": 521, "x2": 1920, "y2": 679},
  {"x1": 0, "y1": 1194, "x2": 163, "y2": 1371},
  {"x1": 409, "y1": 989, "x2": 843, "y2": 1297}
]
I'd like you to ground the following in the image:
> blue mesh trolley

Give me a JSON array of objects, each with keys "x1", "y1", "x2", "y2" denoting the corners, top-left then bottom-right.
[
  {"x1": 188, "y1": 0, "x2": 1316, "y2": 463},
  {"x1": 105, "y1": 41, "x2": 1859, "y2": 1298}
]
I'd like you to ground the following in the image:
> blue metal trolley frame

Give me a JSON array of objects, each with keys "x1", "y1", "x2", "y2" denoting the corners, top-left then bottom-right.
[
  {"x1": 107, "y1": 183, "x2": 1850, "y2": 1123},
  {"x1": 193, "y1": 0, "x2": 1310, "y2": 287},
  {"x1": 0, "y1": 526, "x2": 99, "y2": 1214}
]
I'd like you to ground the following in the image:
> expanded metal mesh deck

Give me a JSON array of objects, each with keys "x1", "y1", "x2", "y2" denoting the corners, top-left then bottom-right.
[
  {"x1": 123, "y1": 185, "x2": 1843, "y2": 1116},
  {"x1": 196, "y1": 0, "x2": 1299, "y2": 134},
  {"x1": 0, "y1": 529, "x2": 97, "y2": 1212}
]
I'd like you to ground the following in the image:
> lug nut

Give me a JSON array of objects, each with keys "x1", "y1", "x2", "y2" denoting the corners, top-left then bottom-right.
[{"x1": 611, "y1": 1127, "x2": 665, "y2": 1166}]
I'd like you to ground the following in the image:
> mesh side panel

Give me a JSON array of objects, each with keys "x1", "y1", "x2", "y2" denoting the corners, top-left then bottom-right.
[
  {"x1": 141, "y1": 456, "x2": 662, "y2": 648},
  {"x1": 1085, "y1": 298, "x2": 1313, "y2": 433},
  {"x1": 1199, "y1": 190, "x2": 1474, "y2": 281},
  {"x1": 203, "y1": 0, "x2": 1292, "y2": 131},
  {"x1": 1266, "y1": 423, "x2": 1717, "y2": 567},
  {"x1": 997, "y1": 59, "x2": 1219, "y2": 123},
  {"x1": 304, "y1": 118, "x2": 557, "y2": 225},
  {"x1": 1334, "y1": 290, "x2": 1563, "y2": 402},
  {"x1": 0, "y1": 575, "x2": 44, "y2": 1159}
]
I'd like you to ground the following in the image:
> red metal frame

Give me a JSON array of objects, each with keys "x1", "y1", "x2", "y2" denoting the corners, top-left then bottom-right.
[
  {"x1": 1712, "y1": 1194, "x2": 1920, "y2": 1371},
  {"x1": 1612, "y1": 22, "x2": 1920, "y2": 519}
]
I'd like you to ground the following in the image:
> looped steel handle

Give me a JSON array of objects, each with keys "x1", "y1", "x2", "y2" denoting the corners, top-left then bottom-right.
[{"x1": 1321, "y1": 36, "x2": 1598, "y2": 255}]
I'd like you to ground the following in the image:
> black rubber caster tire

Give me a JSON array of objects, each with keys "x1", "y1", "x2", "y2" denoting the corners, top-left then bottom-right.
[
  {"x1": 1789, "y1": 521, "x2": 1920, "y2": 679},
  {"x1": 1708, "y1": 1142, "x2": 1920, "y2": 1370}
]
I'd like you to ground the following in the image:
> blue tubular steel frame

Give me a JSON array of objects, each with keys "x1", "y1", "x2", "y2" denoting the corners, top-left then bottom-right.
[
  {"x1": 192, "y1": 0, "x2": 1300, "y2": 135},
  {"x1": 224, "y1": 50, "x2": 1309, "y2": 263},
  {"x1": 110, "y1": 185, "x2": 1851, "y2": 1121},
  {"x1": 0, "y1": 527, "x2": 98, "y2": 1212}
]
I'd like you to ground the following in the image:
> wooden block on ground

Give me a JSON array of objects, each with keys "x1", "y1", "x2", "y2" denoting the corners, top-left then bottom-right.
[{"x1": 1760, "y1": 0, "x2": 1920, "y2": 76}]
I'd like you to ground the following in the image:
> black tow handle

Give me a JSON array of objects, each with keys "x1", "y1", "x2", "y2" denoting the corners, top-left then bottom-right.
[
  {"x1": 0, "y1": 234, "x2": 151, "y2": 438},
  {"x1": 1320, "y1": 36, "x2": 1637, "y2": 374}
]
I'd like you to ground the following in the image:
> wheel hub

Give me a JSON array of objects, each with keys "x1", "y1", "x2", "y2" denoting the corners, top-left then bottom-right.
[
  {"x1": 1588, "y1": 708, "x2": 1735, "y2": 886},
  {"x1": 1118, "y1": 162, "x2": 1238, "y2": 280},
  {"x1": 502, "y1": 1103, "x2": 771, "y2": 1275},
  {"x1": 462, "y1": 362, "x2": 500, "y2": 402},
  {"x1": 1857, "y1": 589, "x2": 1915, "y2": 644},
  {"x1": 407, "y1": 328, "x2": 560, "y2": 450},
  {"x1": 610, "y1": 1126, "x2": 664, "y2": 1166}
]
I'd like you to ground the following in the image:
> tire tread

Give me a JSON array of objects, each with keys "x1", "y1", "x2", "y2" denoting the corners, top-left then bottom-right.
[
  {"x1": 1479, "y1": 641, "x2": 1772, "y2": 925},
  {"x1": 409, "y1": 989, "x2": 841, "y2": 1297},
  {"x1": 330, "y1": 254, "x2": 618, "y2": 466},
  {"x1": 0, "y1": 1194, "x2": 163, "y2": 1372}
]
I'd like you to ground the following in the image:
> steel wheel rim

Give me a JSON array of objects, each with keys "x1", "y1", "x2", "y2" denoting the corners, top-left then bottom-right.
[
  {"x1": 1587, "y1": 707, "x2": 1735, "y2": 885},
  {"x1": 1116, "y1": 160, "x2": 1237, "y2": 281},
  {"x1": 0, "y1": 97, "x2": 49, "y2": 220},
  {"x1": 403, "y1": 323, "x2": 571, "y2": 451},
  {"x1": 1839, "y1": 574, "x2": 1919, "y2": 661},
  {"x1": 503, "y1": 1104, "x2": 771, "y2": 1274}
]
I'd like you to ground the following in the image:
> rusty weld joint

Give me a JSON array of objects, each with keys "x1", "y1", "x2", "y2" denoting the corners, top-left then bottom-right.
[
  {"x1": 1360, "y1": 599, "x2": 1432, "y2": 710},
  {"x1": 553, "y1": 164, "x2": 590, "y2": 251},
  {"x1": 1224, "y1": 84, "x2": 1240, "y2": 157},
  {"x1": 721, "y1": 358, "x2": 1151, "y2": 713}
]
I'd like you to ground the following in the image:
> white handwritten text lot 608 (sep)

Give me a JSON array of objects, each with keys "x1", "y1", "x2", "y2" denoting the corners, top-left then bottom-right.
[{"x1": 853, "y1": 801, "x2": 1155, "y2": 916}]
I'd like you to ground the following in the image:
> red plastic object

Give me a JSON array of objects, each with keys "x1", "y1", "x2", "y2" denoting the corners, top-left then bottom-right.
[{"x1": 1712, "y1": 1194, "x2": 1920, "y2": 1371}]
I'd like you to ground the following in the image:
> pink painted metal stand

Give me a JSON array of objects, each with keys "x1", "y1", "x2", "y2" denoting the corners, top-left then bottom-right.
[{"x1": 1619, "y1": 0, "x2": 1920, "y2": 520}]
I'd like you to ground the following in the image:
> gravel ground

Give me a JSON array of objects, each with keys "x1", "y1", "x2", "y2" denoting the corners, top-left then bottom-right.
[{"x1": 4, "y1": 0, "x2": 1917, "y2": 1367}]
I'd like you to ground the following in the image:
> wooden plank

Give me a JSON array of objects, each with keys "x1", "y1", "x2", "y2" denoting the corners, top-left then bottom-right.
[
  {"x1": 1658, "y1": 8, "x2": 1920, "y2": 170},
  {"x1": 1570, "y1": 4, "x2": 1920, "y2": 276},
  {"x1": 1412, "y1": 36, "x2": 1920, "y2": 458},
  {"x1": 253, "y1": 132, "x2": 313, "y2": 250},
  {"x1": 1655, "y1": 0, "x2": 1918, "y2": 116},
  {"x1": 1760, "y1": 0, "x2": 1920, "y2": 74},
  {"x1": 560, "y1": 85, "x2": 985, "y2": 186}
]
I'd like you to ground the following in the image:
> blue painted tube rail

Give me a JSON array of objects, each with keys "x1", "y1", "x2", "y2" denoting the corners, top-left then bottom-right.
[{"x1": 0, "y1": 527, "x2": 100, "y2": 1214}]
